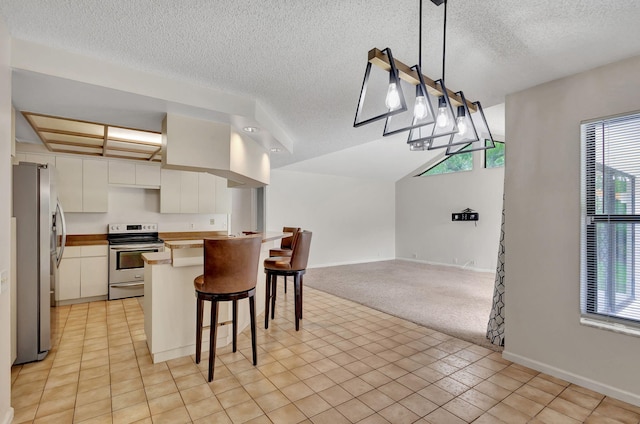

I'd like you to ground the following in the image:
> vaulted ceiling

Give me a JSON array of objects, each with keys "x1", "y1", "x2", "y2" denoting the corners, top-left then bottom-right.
[{"x1": 2, "y1": 0, "x2": 640, "y2": 180}]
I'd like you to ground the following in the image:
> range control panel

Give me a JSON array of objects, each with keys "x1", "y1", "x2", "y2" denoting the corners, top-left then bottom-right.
[{"x1": 108, "y1": 223, "x2": 158, "y2": 234}]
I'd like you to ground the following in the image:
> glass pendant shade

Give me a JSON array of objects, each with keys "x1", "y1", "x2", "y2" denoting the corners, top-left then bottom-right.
[
  {"x1": 354, "y1": 48, "x2": 407, "y2": 127},
  {"x1": 382, "y1": 64, "x2": 435, "y2": 136},
  {"x1": 406, "y1": 79, "x2": 458, "y2": 149},
  {"x1": 446, "y1": 100, "x2": 496, "y2": 155}
]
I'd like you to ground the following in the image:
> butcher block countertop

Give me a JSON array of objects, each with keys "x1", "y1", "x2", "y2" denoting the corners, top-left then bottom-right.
[
  {"x1": 142, "y1": 232, "x2": 290, "y2": 266},
  {"x1": 64, "y1": 230, "x2": 229, "y2": 247},
  {"x1": 164, "y1": 232, "x2": 290, "y2": 250},
  {"x1": 65, "y1": 234, "x2": 108, "y2": 246}
]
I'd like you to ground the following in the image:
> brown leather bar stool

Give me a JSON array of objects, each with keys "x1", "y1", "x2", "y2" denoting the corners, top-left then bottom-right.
[
  {"x1": 194, "y1": 236, "x2": 261, "y2": 382},
  {"x1": 269, "y1": 227, "x2": 300, "y2": 293},
  {"x1": 264, "y1": 230, "x2": 312, "y2": 331}
]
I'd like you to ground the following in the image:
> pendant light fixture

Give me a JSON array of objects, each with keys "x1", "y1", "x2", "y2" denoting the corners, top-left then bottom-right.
[
  {"x1": 353, "y1": 0, "x2": 496, "y2": 157},
  {"x1": 382, "y1": 0, "x2": 436, "y2": 136},
  {"x1": 353, "y1": 48, "x2": 407, "y2": 127}
]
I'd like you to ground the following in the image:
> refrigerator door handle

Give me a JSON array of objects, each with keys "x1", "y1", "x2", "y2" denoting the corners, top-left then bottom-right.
[{"x1": 56, "y1": 198, "x2": 67, "y2": 268}]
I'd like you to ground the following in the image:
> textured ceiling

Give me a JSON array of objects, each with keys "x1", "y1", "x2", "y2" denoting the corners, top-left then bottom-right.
[{"x1": 2, "y1": 0, "x2": 640, "y2": 173}]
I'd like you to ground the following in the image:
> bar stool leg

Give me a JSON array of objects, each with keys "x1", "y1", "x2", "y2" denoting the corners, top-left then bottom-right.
[
  {"x1": 300, "y1": 275, "x2": 303, "y2": 320},
  {"x1": 284, "y1": 276, "x2": 287, "y2": 293},
  {"x1": 232, "y1": 299, "x2": 238, "y2": 352},
  {"x1": 294, "y1": 274, "x2": 301, "y2": 331},
  {"x1": 195, "y1": 296, "x2": 203, "y2": 364},
  {"x1": 208, "y1": 300, "x2": 219, "y2": 382},
  {"x1": 264, "y1": 272, "x2": 271, "y2": 329},
  {"x1": 249, "y1": 294, "x2": 257, "y2": 365},
  {"x1": 270, "y1": 274, "x2": 277, "y2": 319}
]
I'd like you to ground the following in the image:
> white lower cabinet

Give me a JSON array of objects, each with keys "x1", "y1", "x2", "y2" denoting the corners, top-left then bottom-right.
[
  {"x1": 58, "y1": 251, "x2": 81, "y2": 301},
  {"x1": 57, "y1": 245, "x2": 108, "y2": 302},
  {"x1": 80, "y1": 256, "x2": 108, "y2": 297}
]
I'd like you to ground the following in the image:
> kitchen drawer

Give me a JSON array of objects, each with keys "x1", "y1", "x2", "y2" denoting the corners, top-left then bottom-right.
[
  {"x1": 81, "y1": 245, "x2": 107, "y2": 257},
  {"x1": 62, "y1": 246, "x2": 82, "y2": 259}
]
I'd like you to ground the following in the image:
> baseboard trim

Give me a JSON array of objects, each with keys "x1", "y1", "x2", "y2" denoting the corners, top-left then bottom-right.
[
  {"x1": 502, "y1": 350, "x2": 640, "y2": 407},
  {"x1": 1, "y1": 408, "x2": 14, "y2": 424},
  {"x1": 308, "y1": 257, "x2": 495, "y2": 273},
  {"x1": 396, "y1": 257, "x2": 495, "y2": 273},
  {"x1": 308, "y1": 257, "x2": 395, "y2": 269}
]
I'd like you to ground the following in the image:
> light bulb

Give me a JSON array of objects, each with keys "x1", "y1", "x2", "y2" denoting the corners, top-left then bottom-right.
[
  {"x1": 414, "y1": 95, "x2": 428, "y2": 120},
  {"x1": 456, "y1": 116, "x2": 468, "y2": 136},
  {"x1": 455, "y1": 106, "x2": 468, "y2": 137},
  {"x1": 436, "y1": 97, "x2": 449, "y2": 128},
  {"x1": 436, "y1": 106, "x2": 449, "y2": 128},
  {"x1": 385, "y1": 82, "x2": 401, "y2": 110}
]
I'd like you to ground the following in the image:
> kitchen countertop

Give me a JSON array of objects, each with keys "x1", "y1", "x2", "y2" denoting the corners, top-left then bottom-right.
[
  {"x1": 164, "y1": 232, "x2": 290, "y2": 250},
  {"x1": 65, "y1": 234, "x2": 108, "y2": 246},
  {"x1": 143, "y1": 232, "x2": 290, "y2": 266}
]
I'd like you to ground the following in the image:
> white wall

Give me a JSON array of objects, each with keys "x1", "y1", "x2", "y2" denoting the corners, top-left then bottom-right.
[
  {"x1": 230, "y1": 188, "x2": 255, "y2": 235},
  {"x1": 66, "y1": 186, "x2": 229, "y2": 234},
  {"x1": 266, "y1": 170, "x2": 395, "y2": 268},
  {"x1": 396, "y1": 154, "x2": 504, "y2": 272},
  {"x1": 504, "y1": 54, "x2": 640, "y2": 406},
  {"x1": 0, "y1": 16, "x2": 13, "y2": 424}
]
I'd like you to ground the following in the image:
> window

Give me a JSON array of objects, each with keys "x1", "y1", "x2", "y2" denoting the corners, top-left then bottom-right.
[
  {"x1": 484, "y1": 140, "x2": 505, "y2": 168},
  {"x1": 418, "y1": 144, "x2": 473, "y2": 176},
  {"x1": 581, "y1": 112, "x2": 640, "y2": 331}
]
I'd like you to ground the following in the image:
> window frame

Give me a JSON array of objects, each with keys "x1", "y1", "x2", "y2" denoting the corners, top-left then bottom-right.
[
  {"x1": 417, "y1": 143, "x2": 474, "y2": 177},
  {"x1": 581, "y1": 111, "x2": 640, "y2": 334},
  {"x1": 483, "y1": 140, "x2": 505, "y2": 169}
]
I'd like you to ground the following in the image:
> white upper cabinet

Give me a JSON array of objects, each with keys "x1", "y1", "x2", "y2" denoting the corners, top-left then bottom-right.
[
  {"x1": 135, "y1": 164, "x2": 161, "y2": 187},
  {"x1": 108, "y1": 161, "x2": 136, "y2": 185},
  {"x1": 109, "y1": 161, "x2": 160, "y2": 188},
  {"x1": 55, "y1": 156, "x2": 84, "y2": 212},
  {"x1": 160, "y1": 169, "x2": 181, "y2": 213},
  {"x1": 161, "y1": 169, "x2": 230, "y2": 214},
  {"x1": 198, "y1": 172, "x2": 216, "y2": 214},
  {"x1": 83, "y1": 159, "x2": 108, "y2": 212},
  {"x1": 56, "y1": 156, "x2": 108, "y2": 213}
]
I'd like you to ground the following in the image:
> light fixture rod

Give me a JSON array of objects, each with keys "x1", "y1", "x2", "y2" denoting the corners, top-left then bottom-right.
[
  {"x1": 418, "y1": 0, "x2": 423, "y2": 69},
  {"x1": 367, "y1": 48, "x2": 477, "y2": 112},
  {"x1": 442, "y1": 0, "x2": 447, "y2": 83}
]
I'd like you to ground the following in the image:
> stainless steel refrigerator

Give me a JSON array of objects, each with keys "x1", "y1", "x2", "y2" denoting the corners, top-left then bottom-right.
[{"x1": 13, "y1": 162, "x2": 66, "y2": 364}]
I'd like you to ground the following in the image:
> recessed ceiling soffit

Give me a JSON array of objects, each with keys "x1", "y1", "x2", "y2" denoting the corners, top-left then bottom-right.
[{"x1": 22, "y1": 112, "x2": 163, "y2": 162}]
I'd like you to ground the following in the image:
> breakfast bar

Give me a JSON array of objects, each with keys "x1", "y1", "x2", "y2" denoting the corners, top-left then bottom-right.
[{"x1": 142, "y1": 232, "x2": 289, "y2": 363}]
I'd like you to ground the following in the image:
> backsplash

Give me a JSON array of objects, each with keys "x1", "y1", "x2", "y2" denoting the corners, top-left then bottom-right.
[{"x1": 65, "y1": 186, "x2": 229, "y2": 234}]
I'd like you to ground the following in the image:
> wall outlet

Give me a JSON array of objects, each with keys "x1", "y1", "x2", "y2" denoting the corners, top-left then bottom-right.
[
  {"x1": 412, "y1": 253, "x2": 417, "y2": 258},
  {"x1": 209, "y1": 218, "x2": 215, "y2": 225},
  {"x1": 0, "y1": 269, "x2": 8, "y2": 294},
  {"x1": 189, "y1": 223, "x2": 195, "y2": 229}
]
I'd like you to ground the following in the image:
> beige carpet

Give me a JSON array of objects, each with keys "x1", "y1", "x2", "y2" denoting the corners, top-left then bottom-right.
[{"x1": 305, "y1": 260, "x2": 500, "y2": 351}]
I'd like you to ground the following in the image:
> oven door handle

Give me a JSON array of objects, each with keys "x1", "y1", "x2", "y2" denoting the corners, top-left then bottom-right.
[
  {"x1": 110, "y1": 245, "x2": 163, "y2": 251},
  {"x1": 110, "y1": 282, "x2": 145, "y2": 288}
]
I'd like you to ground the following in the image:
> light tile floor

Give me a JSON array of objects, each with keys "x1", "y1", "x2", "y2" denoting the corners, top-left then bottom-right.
[{"x1": 10, "y1": 285, "x2": 640, "y2": 423}]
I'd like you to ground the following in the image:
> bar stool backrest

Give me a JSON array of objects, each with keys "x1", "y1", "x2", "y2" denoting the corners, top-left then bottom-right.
[
  {"x1": 281, "y1": 227, "x2": 300, "y2": 249},
  {"x1": 289, "y1": 231, "x2": 312, "y2": 271},
  {"x1": 201, "y1": 236, "x2": 262, "y2": 294}
]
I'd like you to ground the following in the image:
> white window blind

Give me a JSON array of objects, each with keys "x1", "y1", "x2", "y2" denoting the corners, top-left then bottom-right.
[{"x1": 581, "y1": 112, "x2": 640, "y2": 333}]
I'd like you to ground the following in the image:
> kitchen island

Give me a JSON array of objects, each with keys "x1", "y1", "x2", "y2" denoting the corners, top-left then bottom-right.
[{"x1": 142, "y1": 232, "x2": 289, "y2": 363}]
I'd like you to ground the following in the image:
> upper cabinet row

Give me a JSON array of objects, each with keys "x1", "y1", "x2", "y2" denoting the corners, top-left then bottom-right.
[{"x1": 14, "y1": 152, "x2": 231, "y2": 214}]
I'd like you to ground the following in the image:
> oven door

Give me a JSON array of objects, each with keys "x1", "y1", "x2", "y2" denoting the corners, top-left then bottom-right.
[{"x1": 109, "y1": 244, "x2": 163, "y2": 284}]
